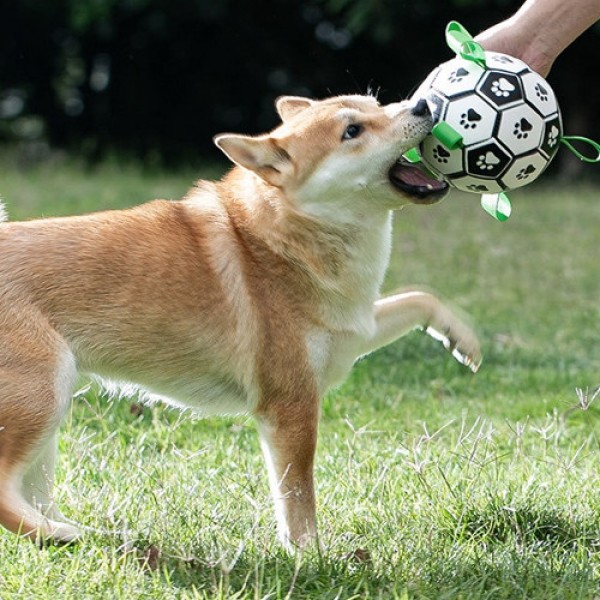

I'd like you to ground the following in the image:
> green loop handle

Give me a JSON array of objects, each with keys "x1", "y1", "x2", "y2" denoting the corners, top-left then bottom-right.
[
  {"x1": 481, "y1": 192, "x2": 512, "y2": 222},
  {"x1": 445, "y1": 21, "x2": 487, "y2": 68},
  {"x1": 403, "y1": 147, "x2": 421, "y2": 163},
  {"x1": 560, "y1": 135, "x2": 600, "y2": 163},
  {"x1": 432, "y1": 122, "x2": 463, "y2": 150}
]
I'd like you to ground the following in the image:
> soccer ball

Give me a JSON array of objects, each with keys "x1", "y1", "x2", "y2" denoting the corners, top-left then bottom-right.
[{"x1": 413, "y1": 51, "x2": 563, "y2": 194}]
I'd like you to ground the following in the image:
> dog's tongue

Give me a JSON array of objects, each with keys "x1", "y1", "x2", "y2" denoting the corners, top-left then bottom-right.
[
  {"x1": 391, "y1": 162, "x2": 445, "y2": 189},
  {"x1": 389, "y1": 160, "x2": 449, "y2": 201}
]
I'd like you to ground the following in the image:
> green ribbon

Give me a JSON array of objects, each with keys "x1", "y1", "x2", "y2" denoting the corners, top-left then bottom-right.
[
  {"x1": 445, "y1": 21, "x2": 487, "y2": 68},
  {"x1": 481, "y1": 192, "x2": 512, "y2": 222},
  {"x1": 403, "y1": 147, "x2": 421, "y2": 163},
  {"x1": 560, "y1": 135, "x2": 600, "y2": 163}
]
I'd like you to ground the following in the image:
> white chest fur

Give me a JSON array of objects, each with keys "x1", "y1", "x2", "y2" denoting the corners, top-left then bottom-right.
[{"x1": 305, "y1": 212, "x2": 394, "y2": 392}]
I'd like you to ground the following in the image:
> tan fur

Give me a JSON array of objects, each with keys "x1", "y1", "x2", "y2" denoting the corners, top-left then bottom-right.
[{"x1": 0, "y1": 95, "x2": 481, "y2": 550}]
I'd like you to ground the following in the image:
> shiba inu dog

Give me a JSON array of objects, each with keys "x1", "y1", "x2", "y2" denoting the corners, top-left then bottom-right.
[{"x1": 0, "y1": 94, "x2": 481, "y2": 551}]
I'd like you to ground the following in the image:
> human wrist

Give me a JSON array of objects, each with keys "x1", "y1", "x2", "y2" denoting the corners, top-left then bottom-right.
[
  {"x1": 519, "y1": 44, "x2": 555, "y2": 77},
  {"x1": 475, "y1": 16, "x2": 556, "y2": 77}
]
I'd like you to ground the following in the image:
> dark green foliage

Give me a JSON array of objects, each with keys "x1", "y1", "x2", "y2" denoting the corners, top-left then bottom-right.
[{"x1": 0, "y1": 0, "x2": 599, "y2": 166}]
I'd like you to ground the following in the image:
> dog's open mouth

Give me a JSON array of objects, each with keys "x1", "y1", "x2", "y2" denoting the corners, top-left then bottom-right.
[{"x1": 389, "y1": 159, "x2": 448, "y2": 204}]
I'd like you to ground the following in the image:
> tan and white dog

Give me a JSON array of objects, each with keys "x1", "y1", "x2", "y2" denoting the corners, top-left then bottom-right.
[{"x1": 0, "y1": 94, "x2": 481, "y2": 551}]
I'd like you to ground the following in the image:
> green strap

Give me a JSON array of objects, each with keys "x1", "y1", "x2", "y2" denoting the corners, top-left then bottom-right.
[
  {"x1": 445, "y1": 21, "x2": 487, "y2": 68},
  {"x1": 560, "y1": 135, "x2": 600, "y2": 163},
  {"x1": 481, "y1": 192, "x2": 512, "y2": 222},
  {"x1": 403, "y1": 147, "x2": 422, "y2": 163},
  {"x1": 432, "y1": 122, "x2": 463, "y2": 150}
]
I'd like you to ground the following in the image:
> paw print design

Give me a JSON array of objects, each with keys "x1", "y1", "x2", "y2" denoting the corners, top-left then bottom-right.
[
  {"x1": 516, "y1": 164, "x2": 537, "y2": 180},
  {"x1": 433, "y1": 145, "x2": 450, "y2": 164},
  {"x1": 476, "y1": 151, "x2": 501, "y2": 171},
  {"x1": 535, "y1": 83, "x2": 549, "y2": 102},
  {"x1": 466, "y1": 183, "x2": 490, "y2": 192},
  {"x1": 513, "y1": 118, "x2": 533, "y2": 139},
  {"x1": 448, "y1": 67, "x2": 469, "y2": 84},
  {"x1": 547, "y1": 125, "x2": 560, "y2": 148},
  {"x1": 490, "y1": 77, "x2": 516, "y2": 98},
  {"x1": 491, "y1": 55, "x2": 514, "y2": 65},
  {"x1": 459, "y1": 108, "x2": 482, "y2": 130}
]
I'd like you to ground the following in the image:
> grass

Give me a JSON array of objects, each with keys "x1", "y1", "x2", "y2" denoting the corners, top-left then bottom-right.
[{"x1": 0, "y1": 149, "x2": 599, "y2": 598}]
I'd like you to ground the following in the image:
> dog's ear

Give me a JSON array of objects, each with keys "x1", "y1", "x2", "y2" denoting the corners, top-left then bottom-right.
[
  {"x1": 275, "y1": 96, "x2": 314, "y2": 121},
  {"x1": 214, "y1": 133, "x2": 291, "y2": 187}
]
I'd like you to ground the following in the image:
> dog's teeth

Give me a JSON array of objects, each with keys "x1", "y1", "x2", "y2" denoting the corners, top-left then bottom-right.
[{"x1": 426, "y1": 184, "x2": 433, "y2": 190}]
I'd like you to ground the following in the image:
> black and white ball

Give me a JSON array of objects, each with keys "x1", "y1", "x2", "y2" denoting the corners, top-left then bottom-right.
[{"x1": 414, "y1": 52, "x2": 562, "y2": 194}]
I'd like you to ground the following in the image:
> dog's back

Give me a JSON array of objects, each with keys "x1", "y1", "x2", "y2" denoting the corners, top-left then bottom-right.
[{"x1": 0, "y1": 194, "x2": 268, "y2": 414}]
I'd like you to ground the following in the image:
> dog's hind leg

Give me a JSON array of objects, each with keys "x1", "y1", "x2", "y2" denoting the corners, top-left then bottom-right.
[
  {"x1": 0, "y1": 319, "x2": 80, "y2": 543},
  {"x1": 0, "y1": 473, "x2": 80, "y2": 543},
  {"x1": 21, "y1": 432, "x2": 73, "y2": 524}
]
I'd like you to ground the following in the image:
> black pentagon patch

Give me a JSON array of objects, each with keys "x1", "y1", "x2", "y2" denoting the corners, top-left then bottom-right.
[
  {"x1": 466, "y1": 141, "x2": 512, "y2": 179},
  {"x1": 540, "y1": 115, "x2": 562, "y2": 159},
  {"x1": 477, "y1": 71, "x2": 523, "y2": 108}
]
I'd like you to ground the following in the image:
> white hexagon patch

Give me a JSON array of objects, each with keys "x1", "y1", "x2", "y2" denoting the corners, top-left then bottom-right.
[
  {"x1": 443, "y1": 94, "x2": 499, "y2": 146},
  {"x1": 432, "y1": 57, "x2": 486, "y2": 98},
  {"x1": 497, "y1": 104, "x2": 545, "y2": 156},
  {"x1": 500, "y1": 152, "x2": 550, "y2": 190},
  {"x1": 420, "y1": 134, "x2": 464, "y2": 177},
  {"x1": 521, "y1": 71, "x2": 559, "y2": 117}
]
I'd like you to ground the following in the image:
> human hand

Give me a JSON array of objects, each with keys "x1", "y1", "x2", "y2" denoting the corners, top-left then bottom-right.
[{"x1": 475, "y1": 19, "x2": 555, "y2": 77}]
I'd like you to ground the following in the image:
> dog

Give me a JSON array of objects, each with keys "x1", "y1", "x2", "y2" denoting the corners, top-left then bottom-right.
[{"x1": 0, "y1": 94, "x2": 481, "y2": 551}]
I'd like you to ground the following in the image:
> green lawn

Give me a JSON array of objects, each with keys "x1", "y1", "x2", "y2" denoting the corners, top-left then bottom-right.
[{"x1": 0, "y1": 150, "x2": 599, "y2": 599}]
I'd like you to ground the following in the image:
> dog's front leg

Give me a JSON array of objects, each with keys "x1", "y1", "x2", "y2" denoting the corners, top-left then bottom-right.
[
  {"x1": 362, "y1": 290, "x2": 482, "y2": 371},
  {"x1": 255, "y1": 398, "x2": 318, "y2": 552}
]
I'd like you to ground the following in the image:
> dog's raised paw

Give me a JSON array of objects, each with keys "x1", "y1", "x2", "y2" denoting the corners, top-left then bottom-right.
[{"x1": 425, "y1": 325, "x2": 482, "y2": 372}]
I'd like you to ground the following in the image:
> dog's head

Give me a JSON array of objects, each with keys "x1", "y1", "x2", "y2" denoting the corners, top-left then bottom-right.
[{"x1": 214, "y1": 95, "x2": 447, "y2": 214}]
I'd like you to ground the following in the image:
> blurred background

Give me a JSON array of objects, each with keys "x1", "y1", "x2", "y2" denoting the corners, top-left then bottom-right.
[{"x1": 0, "y1": 0, "x2": 598, "y2": 176}]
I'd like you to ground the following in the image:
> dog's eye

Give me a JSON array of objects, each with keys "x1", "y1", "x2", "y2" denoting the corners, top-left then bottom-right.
[{"x1": 342, "y1": 124, "x2": 363, "y2": 141}]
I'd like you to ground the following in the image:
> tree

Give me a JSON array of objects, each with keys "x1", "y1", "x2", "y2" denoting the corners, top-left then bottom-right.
[{"x1": 0, "y1": 0, "x2": 598, "y2": 170}]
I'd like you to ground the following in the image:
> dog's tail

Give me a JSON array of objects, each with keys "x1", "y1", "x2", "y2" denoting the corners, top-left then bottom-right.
[{"x1": 0, "y1": 200, "x2": 7, "y2": 223}]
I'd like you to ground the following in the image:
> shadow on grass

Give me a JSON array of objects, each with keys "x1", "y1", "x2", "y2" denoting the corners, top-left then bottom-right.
[
  {"x1": 407, "y1": 504, "x2": 600, "y2": 599},
  {"x1": 136, "y1": 545, "x2": 397, "y2": 599},
  {"x1": 126, "y1": 543, "x2": 600, "y2": 600},
  {"x1": 461, "y1": 504, "x2": 600, "y2": 551},
  {"x1": 125, "y1": 510, "x2": 600, "y2": 599},
  {"x1": 410, "y1": 549, "x2": 599, "y2": 600}
]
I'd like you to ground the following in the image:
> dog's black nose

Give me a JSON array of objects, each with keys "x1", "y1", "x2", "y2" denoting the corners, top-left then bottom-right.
[{"x1": 411, "y1": 98, "x2": 430, "y2": 117}]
